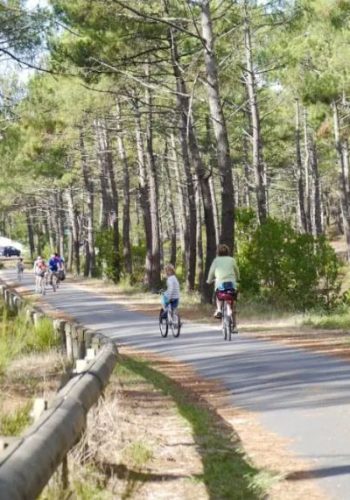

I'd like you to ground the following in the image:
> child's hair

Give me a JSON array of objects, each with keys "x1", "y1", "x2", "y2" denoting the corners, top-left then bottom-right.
[
  {"x1": 164, "y1": 263, "x2": 176, "y2": 275},
  {"x1": 217, "y1": 244, "x2": 230, "y2": 256}
]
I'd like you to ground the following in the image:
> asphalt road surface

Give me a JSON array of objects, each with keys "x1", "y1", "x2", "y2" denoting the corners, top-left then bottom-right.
[{"x1": 2, "y1": 269, "x2": 350, "y2": 499}]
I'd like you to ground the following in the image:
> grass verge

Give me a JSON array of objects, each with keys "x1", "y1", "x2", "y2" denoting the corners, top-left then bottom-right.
[
  {"x1": 303, "y1": 305, "x2": 350, "y2": 331},
  {"x1": 117, "y1": 354, "x2": 275, "y2": 499},
  {"x1": 0, "y1": 298, "x2": 59, "y2": 375},
  {"x1": 0, "y1": 401, "x2": 32, "y2": 436}
]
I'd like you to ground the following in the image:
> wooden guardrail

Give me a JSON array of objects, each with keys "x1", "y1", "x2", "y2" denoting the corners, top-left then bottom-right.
[{"x1": 0, "y1": 281, "x2": 118, "y2": 500}]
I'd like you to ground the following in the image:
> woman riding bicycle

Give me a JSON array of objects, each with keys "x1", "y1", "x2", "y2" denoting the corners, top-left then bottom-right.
[{"x1": 206, "y1": 244, "x2": 240, "y2": 322}]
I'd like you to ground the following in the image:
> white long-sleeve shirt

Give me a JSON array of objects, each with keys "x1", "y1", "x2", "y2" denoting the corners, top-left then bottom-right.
[{"x1": 166, "y1": 275, "x2": 180, "y2": 300}]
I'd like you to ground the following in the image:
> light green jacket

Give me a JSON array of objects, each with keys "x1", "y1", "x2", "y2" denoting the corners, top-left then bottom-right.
[{"x1": 206, "y1": 256, "x2": 240, "y2": 289}]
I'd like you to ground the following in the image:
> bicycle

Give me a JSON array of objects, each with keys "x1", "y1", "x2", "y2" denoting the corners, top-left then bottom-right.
[
  {"x1": 46, "y1": 269, "x2": 60, "y2": 292},
  {"x1": 216, "y1": 288, "x2": 237, "y2": 341},
  {"x1": 49, "y1": 271, "x2": 59, "y2": 292},
  {"x1": 159, "y1": 301, "x2": 181, "y2": 338}
]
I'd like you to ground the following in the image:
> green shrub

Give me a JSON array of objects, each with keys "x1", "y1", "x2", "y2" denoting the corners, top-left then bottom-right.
[
  {"x1": 237, "y1": 217, "x2": 340, "y2": 310},
  {"x1": 130, "y1": 243, "x2": 147, "y2": 284},
  {"x1": 32, "y1": 318, "x2": 58, "y2": 351},
  {"x1": 95, "y1": 229, "x2": 121, "y2": 282}
]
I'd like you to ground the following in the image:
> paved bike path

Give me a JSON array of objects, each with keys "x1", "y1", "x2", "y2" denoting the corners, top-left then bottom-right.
[{"x1": 3, "y1": 270, "x2": 350, "y2": 499}]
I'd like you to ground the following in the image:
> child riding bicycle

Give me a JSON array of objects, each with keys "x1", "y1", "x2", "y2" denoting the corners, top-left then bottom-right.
[{"x1": 160, "y1": 264, "x2": 180, "y2": 317}]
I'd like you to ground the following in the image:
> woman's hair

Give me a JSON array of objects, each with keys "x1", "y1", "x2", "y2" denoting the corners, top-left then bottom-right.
[
  {"x1": 164, "y1": 263, "x2": 176, "y2": 275},
  {"x1": 217, "y1": 244, "x2": 230, "y2": 256}
]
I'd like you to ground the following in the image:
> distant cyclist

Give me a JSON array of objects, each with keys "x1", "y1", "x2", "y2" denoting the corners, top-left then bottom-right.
[
  {"x1": 16, "y1": 257, "x2": 24, "y2": 281},
  {"x1": 55, "y1": 252, "x2": 65, "y2": 281},
  {"x1": 33, "y1": 256, "x2": 47, "y2": 293},
  {"x1": 47, "y1": 253, "x2": 60, "y2": 284},
  {"x1": 206, "y1": 244, "x2": 240, "y2": 320}
]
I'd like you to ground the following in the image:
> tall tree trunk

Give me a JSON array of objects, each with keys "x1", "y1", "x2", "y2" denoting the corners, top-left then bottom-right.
[
  {"x1": 244, "y1": 6, "x2": 267, "y2": 224},
  {"x1": 66, "y1": 186, "x2": 80, "y2": 275},
  {"x1": 205, "y1": 113, "x2": 220, "y2": 243},
  {"x1": 242, "y1": 130, "x2": 253, "y2": 209},
  {"x1": 209, "y1": 175, "x2": 220, "y2": 246},
  {"x1": 26, "y1": 208, "x2": 35, "y2": 260},
  {"x1": 163, "y1": 141, "x2": 177, "y2": 267},
  {"x1": 95, "y1": 119, "x2": 112, "y2": 230},
  {"x1": 103, "y1": 119, "x2": 121, "y2": 282},
  {"x1": 171, "y1": 132, "x2": 187, "y2": 271},
  {"x1": 167, "y1": 25, "x2": 197, "y2": 290},
  {"x1": 196, "y1": 178, "x2": 204, "y2": 291},
  {"x1": 134, "y1": 98, "x2": 153, "y2": 286},
  {"x1": 80, "y1": 130, "x2": 96, "y2": 277},
  {"x1": 145, "y1": 72, "x2": 161, "y2": 289},
  {"x1": 200, "y1": 0, "x2": 234, "y2": 250},
  {"x1": 46, "y1": 203, "x2": 56, "y2": 252},
  {"x1": 115, "y1": 100, "x2": 132, "y2": 276},
  {"x1": 167, "y1": 20, "x2": 216, "y2": 300},
  {"x1": 295, "y1": 99, "x2": 307, "y2": 232},
  {"x1": 333, "y1": 101, "x2": 350, "y2": 257},
  {"x1": 310, "y1": 139, "x2": 323, "y2": 236},
  {"x1": 57, "y1": 189, "x2": 65, "y2": 257},
  {"x1": 187, "y1": 122, "x2": 216, "y2": 302},
  {"x1": 303, "y1": 108, "x2": 313, "y2": 233}
]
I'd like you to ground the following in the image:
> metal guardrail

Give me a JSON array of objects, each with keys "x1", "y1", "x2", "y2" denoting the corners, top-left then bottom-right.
[{"x1": 0, "y1": 282, "x2": 118, "y2": 500}]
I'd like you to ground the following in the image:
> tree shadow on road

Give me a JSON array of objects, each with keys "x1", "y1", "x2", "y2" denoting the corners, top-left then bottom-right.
[{"x1": 119, "y1": 354, "x2": 272, "y2": 500}]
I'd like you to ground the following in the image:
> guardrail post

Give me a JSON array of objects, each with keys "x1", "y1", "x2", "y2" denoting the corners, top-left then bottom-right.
[
  {"x1": 13, "y1": 295, "x2": 22, "y2": 311},
  {"x1": 53, "y1": 319, "x2": 67, "y2": 353},
  {"x1": 71, "y1": 324, "x2": 85, "y2": 360},
  {"x1": 25, "y1": 307, "x2": 35, "y2": 324},
  {"x1": 84, "y1": 329, "x2": 94, "y2": 350},
  {"x1": 65, "y1": 323, "x2": 73, "y2": 361},
  {"x1": 77, "y1": 326, "x2": 85, "y2": 359},
  {"x1": 8, "y1": 293, "x2": 16, "y2": 312},
  {"x1": 33, "y1": 311, "x2": 44, "y2": 326},
  {"x1": 91, "y1": 334, "x2": 102, "y2": 352},
  {"x1": 4, "y1": 289, "x2": 10, "y2": 308}
]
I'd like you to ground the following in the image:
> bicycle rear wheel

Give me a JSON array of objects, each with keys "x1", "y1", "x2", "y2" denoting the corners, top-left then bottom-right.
[
  {"x1": 52, "y1": 275, "x2": 57, "y2": 292},
  {"x1": 223, "y1": 303, "x2": 233, "y2": 341},
  {"x1": 159, "y1": 309, "x2": 168, "y2": 337},
  {"x1": 170, "y1": 310, "x2": 181, "y2": 337},
  {"x1": 227, "y1": 315, "x2": 233, "y2": 341}
]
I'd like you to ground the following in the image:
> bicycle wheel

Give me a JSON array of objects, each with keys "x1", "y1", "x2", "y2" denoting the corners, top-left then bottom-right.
[
  {"x1": 159, "y1": 309, "x2": 168, "y2": 337},
  {"x1": 52, "y1": 276, "x2": 57, "y2": 292},
  {"x1": 170, "y1": 310, "x2": 181, "y2": 337},
  {"x1": 231, "y1": 301, "x2": 238, "y2": 335},
  {"x1": 222, "y1": 306, "x2": 227, "y2": 340},
  {"x1": 227, "y1": 314, "x2": 233, "y2": 341}
]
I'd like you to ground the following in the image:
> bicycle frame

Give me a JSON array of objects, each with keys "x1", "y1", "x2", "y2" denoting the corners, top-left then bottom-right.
[{"x1": 159, "y1": 302, "x2": 181, "y2": 338}]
